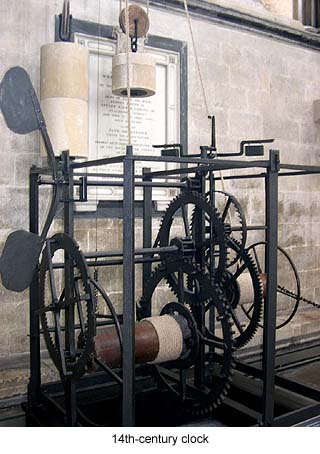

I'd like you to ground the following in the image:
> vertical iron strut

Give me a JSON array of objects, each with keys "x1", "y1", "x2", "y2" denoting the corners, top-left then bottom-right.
[
  {"x1": 62, "y1": 151, "x2": 77, "y2": 426},
  {"x1": 142, "y1": 167, "x2": 152, "y2": 316},
  {"x1": 28, "y1": 169, "x2": 41, "y2": 407},
  {"x1": 122, "y1": 146, "x2": 136, "y2": 426},
  {"x1": 262, "y1": 149, "x2": 280, "y2": 426},
  {"x1": 194, "y1": 147, "x2": 207, "y2": 387}
]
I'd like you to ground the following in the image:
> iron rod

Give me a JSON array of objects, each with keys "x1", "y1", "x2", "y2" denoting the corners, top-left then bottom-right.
[
  {"x1": 28, "y1": 170, "x2": 41, "y2": 407},
  {"x1": 262, "y1": 150, "x2": 279, "y2": 426},
  {"x1": 142, "y1": 168, "x2": 153, "y2": 317},
  {"x1": 122, "y1": 149, "x2": 135, "y2": 426},
  {"x1": 62, "y1": 151, "x2": 77, "y2": 427},
  {"x1": 71, "y1": 155, "x2": 125, "y2": 169},
  {"x1": 84, "y1": 245, "x2": 179, "y2": 258},
  {"x1": 52, "y1": 257, "x2": 163, "y2": 269}
]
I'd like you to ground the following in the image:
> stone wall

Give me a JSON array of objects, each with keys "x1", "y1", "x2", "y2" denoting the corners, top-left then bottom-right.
[
  {"x1": 0, "y1": 0, "x2": 320, "y2": 396},
  {"x1": 261, "y1": 0, "x2": 293, "y2": 18}
]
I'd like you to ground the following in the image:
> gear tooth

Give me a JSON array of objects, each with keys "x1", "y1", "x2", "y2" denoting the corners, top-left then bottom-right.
[{"x1": 222, "y1": 388, "x2": 229, "y2": 396}]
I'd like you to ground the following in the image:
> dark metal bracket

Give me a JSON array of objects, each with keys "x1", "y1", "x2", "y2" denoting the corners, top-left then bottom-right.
[
  {"x1": 240, "y1": 139, "x2": 275, "y2": 157},
  {"x1": 153, "y1": 143, "x2": 185, "y2": 157},
  {"x1": 59, "y1": 0, "x2": 72, "y2": 42}
]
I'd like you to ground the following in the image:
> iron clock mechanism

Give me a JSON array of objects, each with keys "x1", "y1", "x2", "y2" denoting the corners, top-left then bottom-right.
[
  {"x1": 138, "y1": 259, "x2": 235, "y2": 416},
  {"x1": 154, "y1": 190, "x2": 227, "y2": 301}
]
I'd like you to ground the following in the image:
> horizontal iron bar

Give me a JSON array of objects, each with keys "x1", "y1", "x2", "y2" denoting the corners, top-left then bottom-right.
[
  {"x1": 280, "y1": 163, "x2": 320, "y2": 173},
  {"x1": 278, "y1": 171, "x2": 320, "y2": 177},
  {"x1": 71, "y1": 155, "x2": 126, "y2": 169},
  {"x1": 52, "y1": 256, "x2": 163, "y2": 269},
  {"x1": 146, "y1": 161, "x2": 271, "y2": 179},
  {"x1": 232, "y1": 225, "x2": 267, "y2": 232},
  {"x1": 74, "y1": 172, "x2": 183, "y2": 181},
  {"x1": 78, "y1": 180, "x2": 186, "y2": 189},
  {"x1": 273, "y1": 403, "x2": 320, "y2": 427},
  {"x1": 37, "y1": 179, "x2": 185, "y2": 189},
  {"x1": 222, "y1": 397, "x2": 260, "y2": 422},
  {"x1": 235, "y1": 359, "x2": 320, "y2": 401},
  {"x1": 84, "y1": 245, "x2": 179, "y2": 258},
  {"x1": 40, "y1": 320, "x2": 117, "y2": 334},
  {"x1": 213, "y1": 173, "x2": 266, "y2": 181},
  {"x1": 138, "y1": 156, "x2": 270, "y2": 168}
]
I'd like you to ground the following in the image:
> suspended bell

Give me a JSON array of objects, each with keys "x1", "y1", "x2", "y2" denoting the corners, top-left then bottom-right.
[{"x1": 112, "y1": 4, "x2": 156, "y2": 98}]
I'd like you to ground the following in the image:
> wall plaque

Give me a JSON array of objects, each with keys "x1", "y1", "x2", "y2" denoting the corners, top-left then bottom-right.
[{"x1": 74, "y1": 32, "x2": 182, "y2": 209}]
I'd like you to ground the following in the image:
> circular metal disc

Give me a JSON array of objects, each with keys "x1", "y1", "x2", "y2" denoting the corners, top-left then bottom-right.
[{"x1": 119, "y1": 5, "x2": 150, "y2": 38}]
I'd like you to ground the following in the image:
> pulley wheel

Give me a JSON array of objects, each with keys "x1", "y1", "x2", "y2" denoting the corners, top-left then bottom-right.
[{"x1": 119, "y1": 5, "x2": 150, "y2": 38}]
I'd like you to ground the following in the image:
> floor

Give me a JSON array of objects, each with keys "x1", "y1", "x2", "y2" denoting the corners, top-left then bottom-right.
[{"x1": 0, "y1": 358, "x2": 319, "y2": 427}]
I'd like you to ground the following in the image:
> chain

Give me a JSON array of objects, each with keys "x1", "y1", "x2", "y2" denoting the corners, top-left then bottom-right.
[{"x1": 278, "y1": 285, "x2": 320, "y2": 309}]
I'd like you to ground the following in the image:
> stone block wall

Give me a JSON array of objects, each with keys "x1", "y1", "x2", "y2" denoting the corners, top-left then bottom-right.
[
  {"x1": 0, "y1": 0, "x2": 320, "y2": 396},
  {"x1": 261, "y1": 0, "x2": 293, "y2": 18}
]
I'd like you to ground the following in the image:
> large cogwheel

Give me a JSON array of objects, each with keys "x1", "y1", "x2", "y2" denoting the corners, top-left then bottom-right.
[
  {"x1": 217, "y1": 238, "x2": 264, "y2": 349},
  {"x1": 39, "y1": 233, "x2": 96, "y2": 381},
  {"x1": 138, "y1": 260, "x2": 234, "y2": 416}
]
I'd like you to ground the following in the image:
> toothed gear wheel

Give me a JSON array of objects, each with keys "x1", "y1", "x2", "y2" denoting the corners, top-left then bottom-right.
[
  {"x1": 191, "y1": 191, "x2": 247, "y2": 268},
  {"x1": 155, "y1": 192, "x2": 227, "y2": 298},
  {"x1": 39, "y1": 233, "x2": 96, "y2": 381},
  {"x1": 216, "y1": 238, "x2": 264, "y2": 349},
  {"x1": 138, "y1": 260, "x2": 234, "y2": 416}
]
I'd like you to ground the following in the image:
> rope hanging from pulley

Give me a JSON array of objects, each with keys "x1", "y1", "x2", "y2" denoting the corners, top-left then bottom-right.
[
  {"x1": 125, "y1": 0, "x2": 132, "y2": 144},
  {"x1": 93, "y1": 0, "x2": 102, "y2": 294},
  {"x1": 183, "y1": 0, "x2": 230, "y2": 211}
]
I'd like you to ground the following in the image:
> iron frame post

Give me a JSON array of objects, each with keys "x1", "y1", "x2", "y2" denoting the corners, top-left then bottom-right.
[
  {"x1": 193, "y1": 151, "x2": 207, "y2": 387},
  {"x1": 28, "y1": 168, "x2": 41, "y2": 407},
  {"x1": 62, "y1": 151, "x2": 77, "y2": 426},
  {"x1": 122, "y1": 146, "x2": 136, "y2": 426},
  {"x1": 261, "y1": 149, "x2": 280, "y2": 426},
  {"x1": 142, "y1": 167, "x2": 152, "y2": 317}
]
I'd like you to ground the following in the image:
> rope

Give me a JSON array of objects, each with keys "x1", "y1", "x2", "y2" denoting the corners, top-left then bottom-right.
[
  {"x1": 183, "y1": 0, "x2": 209, "y2": 117},
  {"x1": 93, "y1": 0, "x2": 101, "y2": 293},
  {"x1": 144, "y1": 315, "x2": 183, "y2": 364},
  {"x1": 183, "y1": 0, "x2": 229, "y2": 216},
  {"x1": 125, "y1": 0, "x2": 132, "y2": 144}
]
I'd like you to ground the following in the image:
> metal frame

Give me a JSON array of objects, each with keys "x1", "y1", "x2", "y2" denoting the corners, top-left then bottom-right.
[{"x1": 25, "y1": 146, "x2": 320, "y2": 427}]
